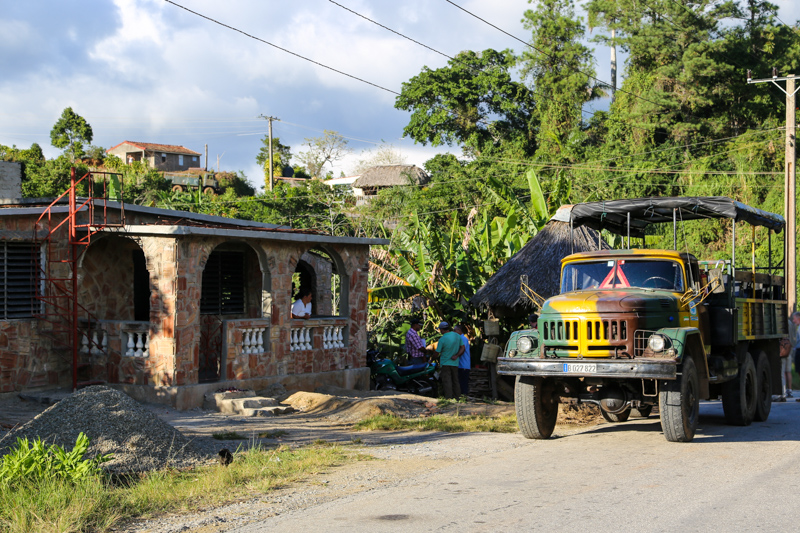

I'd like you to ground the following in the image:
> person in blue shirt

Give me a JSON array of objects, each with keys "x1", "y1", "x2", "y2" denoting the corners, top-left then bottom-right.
[{"x1": 454, "y1": 324, "x2": 471, "y2": 396}]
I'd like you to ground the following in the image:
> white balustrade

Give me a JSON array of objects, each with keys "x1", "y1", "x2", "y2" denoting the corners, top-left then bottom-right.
[
  {"x1": 123, "y1": 329, "x2": 150, "y2": 358},
  {"x1": 290, "y1": 324, "x2": 347, "y2": 352},
  {"x1": 238, "y1": 326, "x2": 267, "y2": 355},
  {"x1": 80, "y1": 328, "x2": 107, "y2": 356}
]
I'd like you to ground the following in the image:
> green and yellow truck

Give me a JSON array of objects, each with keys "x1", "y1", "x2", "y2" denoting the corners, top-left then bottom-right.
[{"x1": 498, "y1": 197, "x2": 788, "y2": 442}]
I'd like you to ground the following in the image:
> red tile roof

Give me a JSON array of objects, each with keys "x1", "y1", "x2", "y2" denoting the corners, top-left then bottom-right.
[{"x1": 106, "y1": 141, "x2": 201, "y2": 156}]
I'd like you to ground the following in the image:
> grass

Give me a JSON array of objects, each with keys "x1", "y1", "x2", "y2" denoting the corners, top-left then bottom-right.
[
  {"x1": 353, "y1": 413, "x2": 518, "y2": 433},
  {"x1": 435, "y1": 396, "x2": 468, "y2": 408},
  {"x1": 212, "y1": 431, "x2": 246, "y2": 440},
  {"x1": 0, "y1": 443, "x2": 357, "y2": 533},
  {"x1": 258, "y1": 430, "x2": 288, "y2": 439}
]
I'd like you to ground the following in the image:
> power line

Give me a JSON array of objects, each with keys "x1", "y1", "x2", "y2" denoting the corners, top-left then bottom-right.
[
  {"x1": 442, "y1": 0, "x2": 669, "y2": 112},
  {"x1": 163, "y1": 0, "x2": 400, "y2": 95},
  {"x1": 327, "y1": 0, "x2": 598, "y2": 122}
]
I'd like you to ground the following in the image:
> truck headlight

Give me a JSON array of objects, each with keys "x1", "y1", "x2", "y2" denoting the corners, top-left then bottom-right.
[
  {"x1": 518, "y1": 336, "x2": 534, "y2": 353},
  {"x1": 648, "y1": 334, "x2": 666, "y2": 352}
]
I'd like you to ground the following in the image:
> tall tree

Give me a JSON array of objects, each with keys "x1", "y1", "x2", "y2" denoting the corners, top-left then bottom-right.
[
  {"x1": 296, "y1": 130, "x2": 350, "y2": 179},
  {"x1": 521, "y1": 0, "x2": 601, "y2": 163},
  {"x1": 352, "y1": 144, "x2": 407, "y2": 175},
  {"x1": 50, "y1": 107, "x2": 93, "y2": 162},
  {"x1": 395, "y1": 49, "x2": 538, "y2": 159}
]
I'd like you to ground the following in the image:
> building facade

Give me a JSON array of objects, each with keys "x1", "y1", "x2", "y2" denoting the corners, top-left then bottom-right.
[
  {"x1": 0, "y1": 193, "x2": 385, "y2": 409},
  {"x1": 106, "y1": 141, "x2": 202, "y2": 172}
]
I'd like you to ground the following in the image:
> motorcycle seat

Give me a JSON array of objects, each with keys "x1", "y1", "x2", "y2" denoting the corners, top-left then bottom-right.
[{"x1": 396, "y1": 362, "x2": 429, "y2": 376}]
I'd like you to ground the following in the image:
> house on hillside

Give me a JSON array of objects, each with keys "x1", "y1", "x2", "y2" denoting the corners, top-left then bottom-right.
[
  {"x1": 107, "y1": 141, "x2": 202, "y2": 172},
  {"x1": 352, "y1": 165, "x2": 429, "y2": 199},
  {"x1": 0, "y1": 168, "x2": 387, "y2": 409}
]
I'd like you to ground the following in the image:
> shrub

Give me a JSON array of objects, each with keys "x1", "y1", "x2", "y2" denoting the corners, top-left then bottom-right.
[{"x1": 0, "y1": 432, "x2": 111, "y2": 486}]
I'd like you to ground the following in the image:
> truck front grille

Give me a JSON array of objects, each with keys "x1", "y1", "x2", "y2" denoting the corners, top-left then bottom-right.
[{"x1": 541, "y1": 317, "x2": 633, "y2": 357}]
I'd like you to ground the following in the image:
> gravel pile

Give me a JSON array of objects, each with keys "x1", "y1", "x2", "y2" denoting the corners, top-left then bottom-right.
[{"x1": 0, "y1": 386, "x2": 213, "y2": 473}]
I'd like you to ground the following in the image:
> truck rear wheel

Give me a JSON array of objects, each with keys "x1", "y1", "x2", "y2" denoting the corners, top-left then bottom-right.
[
  {"x1": 601, "y1": 407, "x2": 631, "y2": 423},
  {"x1": 515, "y1": 375, "x2": 558, "y2": 439},
  {"x1": 172, "y1": 184, "x2": 184, "y2": 193},
  {"x1": 721, "y1": 352, "x2": 757, "y2": 426},
  {"x1": 753, "y1": 351, "x2": 772, "y2": 422},
  {"x1": 659, "y1": 357, "x2": 699, "y2": 442}
]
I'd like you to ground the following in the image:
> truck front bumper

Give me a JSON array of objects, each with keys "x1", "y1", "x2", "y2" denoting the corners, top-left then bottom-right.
[{"x1": 497, "y1": 357, "x2": 677, "y2": 380}]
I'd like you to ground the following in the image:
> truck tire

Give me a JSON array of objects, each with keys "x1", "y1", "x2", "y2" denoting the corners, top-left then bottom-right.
[
  {"x1": 659, "y1": 356, "x2": 699, "y2": 442},
  {"x1": 172, "y1": 184, "x2": 184, "y2": 193},
  {"x1": 601, "y1": 407, "x2": 631, "y2": 423},
  {"x1": 515, "y1": 375, "x2": 558, "y2": 439},
  {"x1": 203, "y1": 187, "x2": 216, "y2": 195},
  {"x1": 753, "y1": 351, "x2": 772, "y2": 422},
  {"x1": 721, "y1": 352, "x2": 757, "y2": 426}
]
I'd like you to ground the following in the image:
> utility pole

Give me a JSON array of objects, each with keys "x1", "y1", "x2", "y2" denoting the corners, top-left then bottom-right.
[
  {"x1": 748, "y1": 69, "x2": 799, "y2": 312},
  {"x1": 610, "y1": 28, "x2": 617, "y2": 97},
  {"x1": 259, "y1": 115, "x2": 280, "y2": 191}
]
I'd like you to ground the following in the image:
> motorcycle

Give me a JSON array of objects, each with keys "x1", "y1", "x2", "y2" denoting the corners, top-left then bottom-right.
[{"x1": 367, "y1": 349, "x2": 440, "y2": 397}]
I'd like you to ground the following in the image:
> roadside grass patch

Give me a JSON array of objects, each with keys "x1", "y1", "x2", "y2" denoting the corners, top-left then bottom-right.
[
  {"x1": 436, "y1": 397, "x2": 468, "y2": 408},
  {"x1": 353, "y1": 413, "x2": 518, "y2": 433},
  {"x1": 258, "y1": 430, "x2": 288, "y2": 439},
  {"x1": 212, "y1": 431, "x2": 245, "y2": 440},
  {"x1": 0, "y1": 443, "x2": 357, "y2": 533}
]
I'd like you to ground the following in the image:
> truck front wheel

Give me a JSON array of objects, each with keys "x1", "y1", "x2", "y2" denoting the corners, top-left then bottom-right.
[
  {"x1": 721, "y1": 352, "x2": 757, "y2": 426},
  {"x1": 515, "y1": 375, "x2": 558, "y2": 439},
  {"x1": 659, "y1": 357, "x2": 699, "y2": 442},
  {"x1": 172, "y1": 184, "x2": 184, "y2": 193}
]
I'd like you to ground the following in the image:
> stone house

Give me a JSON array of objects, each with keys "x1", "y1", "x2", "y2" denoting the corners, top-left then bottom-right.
[
  {"x1": 0, "y1": 170, "x2": 386, "y2": 408},
  {"x1": 106, "y1": 141, "x2": 202, "y2": 172}
]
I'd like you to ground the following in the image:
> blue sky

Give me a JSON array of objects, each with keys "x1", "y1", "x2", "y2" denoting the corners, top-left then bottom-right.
[{"x1": 1, "y1": 0, "x2": 799, "y2": 191}]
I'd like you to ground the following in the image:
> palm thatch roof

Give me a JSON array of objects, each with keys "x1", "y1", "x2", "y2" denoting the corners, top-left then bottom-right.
[
  {"x1": 470, "y1": 206, "x2": 609, "y2": 318},
  {"x1": 352, "y1": 164, "x2": 429, "y2": 189}
]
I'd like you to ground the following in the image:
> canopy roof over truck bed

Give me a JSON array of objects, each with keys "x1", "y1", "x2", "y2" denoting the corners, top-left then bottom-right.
[{"x1": 570, "y1": 196, "x2": 785, "y2": 238}]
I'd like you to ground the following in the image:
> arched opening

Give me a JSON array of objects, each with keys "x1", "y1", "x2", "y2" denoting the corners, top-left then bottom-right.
[
  {"x1": 78, "y1": 235, "x2": 150, "y2": 384},
  {"x1": 200, "y1": 242, "x2": 265, "y2": 382},
  {"x1": 291, "y1": 247, "x2": 348, "y2": 318},
  {"x1": 79, "y1": 235, "x2": 150, "y2": 321}
]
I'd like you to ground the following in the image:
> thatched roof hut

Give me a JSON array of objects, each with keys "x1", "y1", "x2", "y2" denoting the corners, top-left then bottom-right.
[
  {"x1": 470, "y1": 205, "x2": 609, "y2": 318},
  {"x1": 352, "y1": 164, "x2": 429, "y2": 194}
]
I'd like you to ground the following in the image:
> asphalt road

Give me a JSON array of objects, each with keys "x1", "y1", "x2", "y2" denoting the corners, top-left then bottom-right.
[{"x1": 232, "y1": 399, "x2": 800, "y2": 533}]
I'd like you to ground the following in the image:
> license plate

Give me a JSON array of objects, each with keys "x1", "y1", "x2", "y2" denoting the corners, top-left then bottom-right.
[{"x1": 562, "y1": 363, "x2": 597, "y2": 373}]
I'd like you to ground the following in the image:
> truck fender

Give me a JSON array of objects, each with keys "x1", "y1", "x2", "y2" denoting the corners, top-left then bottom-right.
[{"x1": 655, "y1": 327, "x2": 710, "y2": 399}]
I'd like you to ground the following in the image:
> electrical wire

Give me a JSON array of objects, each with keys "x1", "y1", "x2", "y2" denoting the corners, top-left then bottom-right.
[
  {"x1": 442, "y1": 0, "x2": 669, "y2": 111},
  {"x1": 163, "y1": 0, "x2": 400, "y2": 95}
]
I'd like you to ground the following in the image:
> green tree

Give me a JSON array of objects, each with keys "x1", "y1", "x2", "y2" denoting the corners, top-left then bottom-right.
[
  {"x1": 521, "y1": 0, "x2": 601, "y2": 163},
  {"x1": 50, "y1": 107, "x2": 93, "y2": 162},
  {"x1": 395, "y1": 49, "x2": 537, "y2": 159},
  {"x1": 296, "y1": 131, "x2": 350, "y2": 179}
]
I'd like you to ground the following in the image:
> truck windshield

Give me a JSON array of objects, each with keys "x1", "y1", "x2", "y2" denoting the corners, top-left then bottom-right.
[{"x1": 561, "y1": 259, "x2": 685, "y2": 292}]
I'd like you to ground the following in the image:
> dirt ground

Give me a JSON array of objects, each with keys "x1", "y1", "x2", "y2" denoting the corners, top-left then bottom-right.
[
  {"x1": 0, "y1": 388, "x2": 606, "y2": 533},
  {"x1": 0, "y1": 386, "x2": 603, "y2": 449}
]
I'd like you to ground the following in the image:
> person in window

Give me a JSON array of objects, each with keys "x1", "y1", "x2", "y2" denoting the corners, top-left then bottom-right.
[{"x1": 291, "y1": 289, "x2": 312, "y2": 319}]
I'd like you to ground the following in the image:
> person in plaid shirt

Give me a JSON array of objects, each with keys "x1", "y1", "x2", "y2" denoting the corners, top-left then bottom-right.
[{"x1": 405, "y1": 318, "x2": 429, "y2": 362}]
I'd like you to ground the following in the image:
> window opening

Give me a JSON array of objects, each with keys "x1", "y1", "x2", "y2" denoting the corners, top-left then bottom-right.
[
  {"x1": 0, "y1": 242, "x2": 39, "y2": 319},
  {"x1": 201, "y1": 251, "x2": 245, "y2": 315}
]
